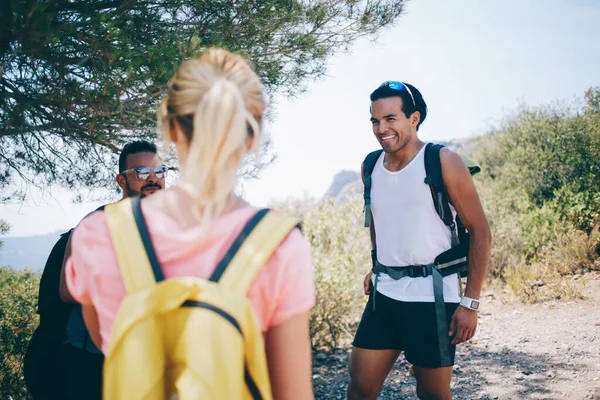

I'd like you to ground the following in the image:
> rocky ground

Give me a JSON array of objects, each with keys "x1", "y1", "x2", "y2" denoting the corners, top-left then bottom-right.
[{"x1": 312, "y1": 272, "x2": 600, "y2": 399}]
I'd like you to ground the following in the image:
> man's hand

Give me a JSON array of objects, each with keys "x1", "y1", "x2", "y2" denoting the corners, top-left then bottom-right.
[
  {"x1": 363, "y1": 271, "x2": 373, "y2": 295},
  {"x1": 449, "y1": 306, "x2": 478, "y2": 344}
]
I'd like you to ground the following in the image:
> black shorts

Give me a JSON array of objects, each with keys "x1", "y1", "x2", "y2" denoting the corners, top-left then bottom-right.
[{"x1": 352, "y1": 290, "x2": 459, "y2": 369}]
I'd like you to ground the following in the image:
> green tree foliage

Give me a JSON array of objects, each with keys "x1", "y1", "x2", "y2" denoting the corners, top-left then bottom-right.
[
  {"x1": 0, "y1": 0, "x2": 406, "y2": 200},
  {"x1": 0, "y1": 268, "x2": 39, "y2": 399},
  {"x1": 0, "y1": 220, "x2": 9, "y2": 248}
]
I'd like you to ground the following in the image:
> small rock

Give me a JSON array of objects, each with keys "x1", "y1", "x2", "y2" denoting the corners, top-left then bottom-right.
[
  {"x1": 315, "y1": 377, "x2": 329, "y2": 385},
  {"x1": 315, "y1": 353, "x2": 327, "y2": 361}
]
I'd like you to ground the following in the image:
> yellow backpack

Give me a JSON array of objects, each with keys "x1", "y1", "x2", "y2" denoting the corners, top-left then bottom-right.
[{"x1": 102, "y1": 197, "x2": 300, "y2": 400}]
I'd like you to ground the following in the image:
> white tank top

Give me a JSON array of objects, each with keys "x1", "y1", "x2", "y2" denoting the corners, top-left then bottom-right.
[{"x1": 370, "y1": 144, "x2": 461, "y2": 303}]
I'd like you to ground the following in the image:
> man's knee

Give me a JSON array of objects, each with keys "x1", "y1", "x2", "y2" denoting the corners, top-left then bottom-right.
[
  {"x1": 347, "y1": 368, "x2": 383, "y2": 400},
  {"x1": 416, "y1": 384, "x2": 451, "y2": 400},
  {"x1": 347, "y1": 347, "x2": 400, "y2": 400},
  {"x1": 347, "y1": 379, "x2": 380, "y2": 400}
]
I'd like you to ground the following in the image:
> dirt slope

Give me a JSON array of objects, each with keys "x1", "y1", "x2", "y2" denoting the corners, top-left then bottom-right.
[{"x1": 313, "y1": 272, "x2": 600, "y2": 399}]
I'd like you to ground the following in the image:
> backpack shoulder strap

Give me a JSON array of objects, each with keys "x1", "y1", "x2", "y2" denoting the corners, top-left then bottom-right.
[
  {"x1": 363, "y1": 149, "x2": 383, "y2": 227},
  {"x1": 209, "y1": 209, "x2": 300, "y2": 293},
  {"x1": 424, "y1": 143, "x2": 454, "y2": 228},
  {"x1": 105, "y1": 197, "x2": 163, "y2": 294},
  {"x1": 37, "y1": 229, "x2": 73, "y2": 317}
]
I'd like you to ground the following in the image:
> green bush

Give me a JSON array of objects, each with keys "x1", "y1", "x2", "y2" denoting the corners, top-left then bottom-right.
[
  {"x1": 470, "y1": 87, "x2": 600, "y2": 301},
  {"x1": 0, "y1": 268, "x2": 39, "y2": 400}
]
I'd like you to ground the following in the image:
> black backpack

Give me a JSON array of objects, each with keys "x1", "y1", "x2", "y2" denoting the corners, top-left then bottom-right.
[
  {"x1": 23, "y1": 230, "x2": 75, "y2": 399},
  {"x1": 362, "y1": 143, "x2": 480, "y2": 277}
]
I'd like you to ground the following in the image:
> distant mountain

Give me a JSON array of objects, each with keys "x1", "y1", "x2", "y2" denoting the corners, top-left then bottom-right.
[
  {"x1": 0, "y1": 230, "x2": 65, "y2": 271},
  {"x1": 324, "y1": 170, "x2": 360, "y2": 198},
  {"x1": 325, "y1": 170, "x2": 360, "y2": 197},
  {"x1": 323, "y1": 170, "x2": 362, "y2": 203}
]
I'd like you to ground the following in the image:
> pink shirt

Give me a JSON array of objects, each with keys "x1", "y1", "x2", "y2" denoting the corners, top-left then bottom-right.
[{"x1": 65, "y1": 203, "x2": 316, "y2": 354}]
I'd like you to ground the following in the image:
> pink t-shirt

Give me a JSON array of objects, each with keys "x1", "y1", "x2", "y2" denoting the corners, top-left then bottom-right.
[{"x1": 65, "y1": 203, "x2": 316, "y2": 354}]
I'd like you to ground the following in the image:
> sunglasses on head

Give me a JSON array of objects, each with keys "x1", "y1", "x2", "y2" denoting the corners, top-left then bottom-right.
[
  {"x1": 121, "y1": 165, "x2": 169, "y2": 180},
  {"x1": 379, "y1": 81, "x2": 416, "y2": 108}
]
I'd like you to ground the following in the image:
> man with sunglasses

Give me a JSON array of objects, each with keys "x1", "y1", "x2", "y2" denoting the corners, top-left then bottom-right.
[
  {"x1": 62, "y1": 141, "x2": 168, "y2": 399},
  {"x1": 26, "y1": 140, "x2": 168, "y2": 400},
  {"x1": 117, "y1": 141, "x2": 168, "y2": 197},
  {"x1": 347, "y1": 82, "x2": 491, "y2": 400}
]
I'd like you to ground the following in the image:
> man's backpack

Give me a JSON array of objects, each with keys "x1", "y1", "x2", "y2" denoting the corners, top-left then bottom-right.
[
  {"x1": 362, "y1": 143, "x2": 481, "y2": 277},
  {"x1": 102, "y1": 197, "x2": 300, "y2": 400},
  {"x1": 23, "y1": 230, "x2": 74, "y2": 399}
]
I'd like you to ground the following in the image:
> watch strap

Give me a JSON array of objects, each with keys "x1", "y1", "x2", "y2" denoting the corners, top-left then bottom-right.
[{"x1": 460, "y1": 296, "x2": 480, "y2": 311}]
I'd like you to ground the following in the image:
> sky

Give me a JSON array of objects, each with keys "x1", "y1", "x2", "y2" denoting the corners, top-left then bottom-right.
[{"x1": 2, "y1": 0, "x2": 600, "y2": 237}]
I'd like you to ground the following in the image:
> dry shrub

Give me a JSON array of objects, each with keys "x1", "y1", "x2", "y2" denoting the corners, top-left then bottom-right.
[
  {"x1": 504, "y1": 224, "x2": 599, "y2": 302},
  {"x1": 280, "y1": 196, "x2": 370, "y2": 351}
]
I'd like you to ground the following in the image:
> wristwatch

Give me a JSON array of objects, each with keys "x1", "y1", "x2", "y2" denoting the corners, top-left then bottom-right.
[{"x1": 459, "y1": 296, "x2": 480, "y2": 312}]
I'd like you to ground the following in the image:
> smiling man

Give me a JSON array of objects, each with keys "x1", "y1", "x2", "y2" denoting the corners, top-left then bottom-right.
[{"x1": 347, "y1": 82, "x2": 492, "y2": 400}]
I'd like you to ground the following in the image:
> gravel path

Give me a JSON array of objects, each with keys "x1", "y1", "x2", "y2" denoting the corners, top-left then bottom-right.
[{"x1": 312, "y1": 272, "x2": 600, "y2": 399}]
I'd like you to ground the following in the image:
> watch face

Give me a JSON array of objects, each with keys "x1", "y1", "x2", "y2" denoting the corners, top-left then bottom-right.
[{"x1": 470, "y1": 300, "x2": 480, "y2": 310}]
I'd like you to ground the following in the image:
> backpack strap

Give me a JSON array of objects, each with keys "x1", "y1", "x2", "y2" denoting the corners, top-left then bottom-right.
[
  {"x1": 424, "y1": 143, "x2": 451, "y2": 225},
  {"x1": 363, "y1": 150, "x2": 383, "y2": 227},
  {"x1": 209, "y1": 209, "x2": 300, "y2": 294},
  {"x1": 105, "y1": 197, "x2": 161, "y2": 294},
  {"x1": 424, "y1": 143, "x2": 460, "y2": 247}
]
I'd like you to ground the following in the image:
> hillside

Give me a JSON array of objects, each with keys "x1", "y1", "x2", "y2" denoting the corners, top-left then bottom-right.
[{"x1": 0, "y1": 230, "x2": 64, "y2": 271}]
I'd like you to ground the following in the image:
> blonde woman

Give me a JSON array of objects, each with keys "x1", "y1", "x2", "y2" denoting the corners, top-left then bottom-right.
[{"x1": 62, "y1": 48, "x2": 316, "y2": 399}]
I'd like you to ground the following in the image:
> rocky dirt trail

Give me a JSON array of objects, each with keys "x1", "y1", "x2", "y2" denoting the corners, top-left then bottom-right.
[{"x1": 313, "y1": 272, "x2": 600, "y2": 399}]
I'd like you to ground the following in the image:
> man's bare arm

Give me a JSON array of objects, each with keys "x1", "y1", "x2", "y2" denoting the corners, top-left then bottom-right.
[
  {"x1": 440, "y1": 148, "x2": 491, "y2": 299},
  {"x1": 440, "y1": 148, "x2": 492, "y2": 344}
]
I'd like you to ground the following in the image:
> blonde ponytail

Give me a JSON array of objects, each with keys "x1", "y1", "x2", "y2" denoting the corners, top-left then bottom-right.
[
  {"x1": 182, "y1": 79, "x2": 248, "y2": 225},
  {"x1": 159, "y1": 48, "x2": 265, "y2": 228}
]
